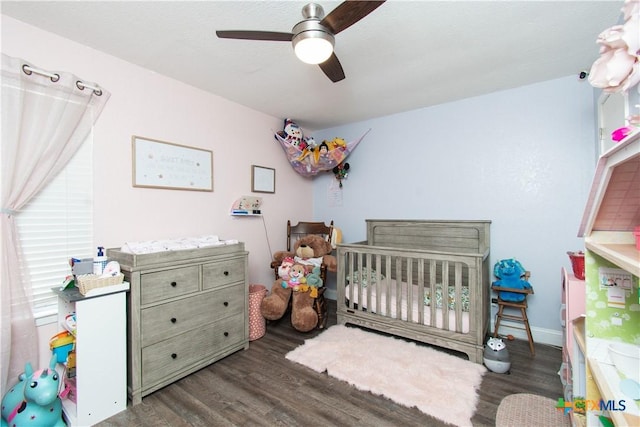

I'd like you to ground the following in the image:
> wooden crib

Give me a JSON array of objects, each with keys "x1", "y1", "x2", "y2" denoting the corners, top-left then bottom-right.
[{"x1": 336, "y1": 220, "x2": 491, "y2": 363}]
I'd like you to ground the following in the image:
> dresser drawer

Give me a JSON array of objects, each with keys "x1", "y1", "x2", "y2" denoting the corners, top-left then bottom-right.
[
  {"x1": 141, "y1": 284, "x2": 245, "y2": 347},
  {"x1": 141, "y1": 313, "x2": 245, "y2": 388},
  {"x1": 202, "y1": 258, "x2": 245, "y2": 290},
  {"x1": 141, "y1": 266, "x2": 199, "y2": 305}
]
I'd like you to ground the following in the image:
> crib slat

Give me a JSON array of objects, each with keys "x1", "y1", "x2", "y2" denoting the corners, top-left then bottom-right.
[
  {"x1": 374, "y1": 254, "x2": 382, "y2": 315},
  {"x1": 406, "y1": 257, "x2": 413, "y2": 323},
  {"x1": 347, "y1": 252, "x2": 354, "y2": 309},
  {"x1": 417, "y1": 258, "x2": 424, "y2": 325},
  {"x1": 429, "y1": 259, "x2": 437, "y2": 327},
  {"x1": 442, "y1": 260, "x2": 450, "y2": 331},
  {"x1": 365, "y1": 253, "x2": 372, "y2": 313},
  {"x1": 395, "y1": 257, "x2": 402, "y2": 320},
  {"x1": 455, "y1": 261, "x2": 463, "y2": 333},
  {"x1": 357, "y1": 253, "x2": 364, "y2": 311}
]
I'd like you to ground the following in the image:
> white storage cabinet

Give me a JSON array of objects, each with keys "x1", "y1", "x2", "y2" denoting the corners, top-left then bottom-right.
[{"x1": 55, "y1": 286, "x2": 128, "y2": 426}]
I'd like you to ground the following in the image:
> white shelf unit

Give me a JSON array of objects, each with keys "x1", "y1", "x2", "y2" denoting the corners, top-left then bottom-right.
[{"x1": 55, "y1": 285, "x2": 129, "y2": 426}]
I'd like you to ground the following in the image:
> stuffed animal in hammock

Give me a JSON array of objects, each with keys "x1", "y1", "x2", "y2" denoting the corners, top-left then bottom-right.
[
  {"x1": 492, "y1": 258, "x2": 532, "y2": 302},
  {"x1": 280, "y1": 118, "x2": 303, "y2": 147}
]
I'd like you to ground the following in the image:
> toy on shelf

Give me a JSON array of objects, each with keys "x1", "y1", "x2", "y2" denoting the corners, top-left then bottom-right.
[
  {"x1": 1, "y1": 355, "x2": 66, "y2": 427},
  {"x1": 50, "y1": 331, "x2": 75, "y2": 364},
  {"x1": 274, "y1": 118, "x2": 369, "y2": 177},
  {"x1": 611, "y1": 126, "x2": 637, "y2": 142},
  {"x1": 567, "y1": 251, "x2": 585, "y2": 280},
  {"x1": 64, "y1": 312, "x2": 77, "y2": 335}
]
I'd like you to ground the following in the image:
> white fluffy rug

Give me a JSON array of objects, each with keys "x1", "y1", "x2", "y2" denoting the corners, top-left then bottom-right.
[{"x1": 286, "y1": 325, "x2": 486, "y2": 426}]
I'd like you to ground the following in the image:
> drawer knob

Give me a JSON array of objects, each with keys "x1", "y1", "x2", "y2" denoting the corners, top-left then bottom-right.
[
  {"x1": 223, "y1": 301, "x2": 229, "y2": 307},
  {"x1": 171, "y1": 353, "x2": 177, "y2": 359},
  {"x1": 224, "y1": 332, "x2": 229, "y2": 337},
  {"x1": 223, "y1": 271, "x2": 229, "y2": 276},
  {"x1": 171, "y1": 281, "x2": 177, "y2": 287},
  {"x1": 170, "y1": 317, "x2": 177, "y2": 323}
]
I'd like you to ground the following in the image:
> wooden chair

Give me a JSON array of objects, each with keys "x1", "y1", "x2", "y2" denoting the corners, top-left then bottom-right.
[
  {"x1": 270, "y1": 220, "x2": 334, "y2": 329},
  {"x1": 491, "y1": 271, "x2": 535, "y2": 355}
]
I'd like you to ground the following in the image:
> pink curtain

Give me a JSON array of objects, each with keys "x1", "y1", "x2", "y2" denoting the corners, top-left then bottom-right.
[{"x1": 1, "y1": 54, "x2": 110, "y2": 394}]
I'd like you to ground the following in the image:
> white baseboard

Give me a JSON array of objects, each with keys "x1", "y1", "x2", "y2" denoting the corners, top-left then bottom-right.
[
  {"x1": 491, "y1": 320, "x2": 563, "y2": 348},
  {"x1": 324, "y1": 289, "x2": 563, "y2": 348}
]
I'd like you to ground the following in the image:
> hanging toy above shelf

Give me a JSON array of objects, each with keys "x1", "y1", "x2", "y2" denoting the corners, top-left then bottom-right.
[
  {"x1": 274, "y1": 118, "x2": 370, "y2": 177},
  {"x1": 333, "y1": 162, "x2": 350, "y2": 187}
]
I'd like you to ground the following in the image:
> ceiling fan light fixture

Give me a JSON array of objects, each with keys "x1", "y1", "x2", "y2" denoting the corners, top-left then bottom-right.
[
  {"x1": 291, "y1": 3, "x2": 334, "y2": 64},
  {"x1": 217, "y1": 1, "x2": 386, "y2": 81},
  {"x1": 293, "y1": 33, "x2": 334, "y2": 64}
]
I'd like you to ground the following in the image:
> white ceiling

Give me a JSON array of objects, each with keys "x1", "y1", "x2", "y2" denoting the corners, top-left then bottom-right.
[{"x1": 1, "y1": 1, "x2": 624, "y2": 131}]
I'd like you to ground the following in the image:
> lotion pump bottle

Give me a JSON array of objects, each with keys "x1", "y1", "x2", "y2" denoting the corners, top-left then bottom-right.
[{"x1": 93, "y1": 246, "x2": 107, "y2": 275}]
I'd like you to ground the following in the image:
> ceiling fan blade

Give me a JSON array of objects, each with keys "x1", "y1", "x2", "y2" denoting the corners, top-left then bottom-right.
[
  {"x1": 320, "y1": 1, "x2": 386, "y2": 35},
  {"x1": 216, "y1": 30, "x2": 293, "y2": 42},
  {"x1": 319, "y1": 53, "x2": 345, "y2": 83}
]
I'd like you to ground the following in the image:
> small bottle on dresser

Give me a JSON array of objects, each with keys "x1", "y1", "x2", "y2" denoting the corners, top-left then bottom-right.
[{"x1": 93, "y1": 246, "x2": 107, "y2": 275}]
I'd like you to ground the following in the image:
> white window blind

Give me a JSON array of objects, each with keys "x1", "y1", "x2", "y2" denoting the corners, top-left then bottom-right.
[{"x1": 15, "y1": 138, "x2": 93, "y2": 318}]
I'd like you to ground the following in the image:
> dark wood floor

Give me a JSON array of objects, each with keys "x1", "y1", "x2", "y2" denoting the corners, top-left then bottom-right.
[{"x1": 97, "y1": 299, "x2": 564, "y2": 427}]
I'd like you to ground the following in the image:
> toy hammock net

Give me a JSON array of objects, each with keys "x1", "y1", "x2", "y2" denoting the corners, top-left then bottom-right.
[{"x1": 275, "y1": 129, "x2": 370, "y2": 177}]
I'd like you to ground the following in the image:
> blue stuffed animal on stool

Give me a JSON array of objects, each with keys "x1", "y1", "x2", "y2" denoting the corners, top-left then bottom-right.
[
  {"x1": 492, "y1": 258, "x2": 532, "y2": 302},
  {"x1": 1, "y1": 355, "x2": 66, "y2": 427}
]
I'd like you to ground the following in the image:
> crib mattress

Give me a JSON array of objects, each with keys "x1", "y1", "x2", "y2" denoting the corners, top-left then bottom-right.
[{"x1": 344, "y1": 281, "x2": 470, "y2": 333}]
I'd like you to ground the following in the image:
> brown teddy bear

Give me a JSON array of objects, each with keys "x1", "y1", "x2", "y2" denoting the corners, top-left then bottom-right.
[
  {"x1": 261, "y1": 234, "x2": 337, "y2": 332},
  {"x1": 273, "y1": 234, "x2": 337, "y2": 273}
]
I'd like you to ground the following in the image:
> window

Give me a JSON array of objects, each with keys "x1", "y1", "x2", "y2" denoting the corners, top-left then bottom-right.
[{"x1": 15, "y1": 137, "x2": 93, "y2": 319}]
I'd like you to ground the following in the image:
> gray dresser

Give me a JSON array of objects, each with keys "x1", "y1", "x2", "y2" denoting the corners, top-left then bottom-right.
[{"x1": 107, "y1": 243, "x2": 249, "y2": 405}]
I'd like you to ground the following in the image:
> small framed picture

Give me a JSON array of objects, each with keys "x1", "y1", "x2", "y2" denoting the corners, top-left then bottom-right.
[{"x1": 251, "y1": 165, "x2": 275, "y2": 193}]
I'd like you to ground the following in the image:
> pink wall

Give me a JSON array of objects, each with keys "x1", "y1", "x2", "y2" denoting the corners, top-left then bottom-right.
[{"x1": 2, "y1": 15, "x2": 314, "y2": 291}]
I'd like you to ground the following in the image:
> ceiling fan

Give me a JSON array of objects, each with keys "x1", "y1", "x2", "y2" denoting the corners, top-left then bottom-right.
[{"x1": 216, "y1": 1, "x2": 385, "y2": 83}]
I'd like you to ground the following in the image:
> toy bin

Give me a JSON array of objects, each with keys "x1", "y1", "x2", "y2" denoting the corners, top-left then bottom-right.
[
  {"x1": 248, "y1": 284, "x2": 268, "y2": 341},
  {"x1": 49, "y1": 331, "x2": 75, "y2": 363},
  {"x1": 567, "y1": 251, "x2": 585, "y2": 280}
]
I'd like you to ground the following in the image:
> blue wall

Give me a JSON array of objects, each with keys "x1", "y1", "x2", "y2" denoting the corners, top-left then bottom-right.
[{"x1": 314, "y1": 76, "x2": 598, "y2": 341}]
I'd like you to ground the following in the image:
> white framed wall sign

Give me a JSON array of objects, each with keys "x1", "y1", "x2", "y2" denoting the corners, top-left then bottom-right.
[{"x1": 132, "y1": 136, "x2": 213, "y2": 191}]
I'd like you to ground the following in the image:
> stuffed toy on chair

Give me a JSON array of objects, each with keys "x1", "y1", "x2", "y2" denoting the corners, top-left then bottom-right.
[
  {"x1": 271, "y1": 234, "x2": 337, "y2": 273},
  {"x1": 281, "y1": 263, "x2": 307, "y2": 290},
  {"x1": 492, "y1": 258, "x2": 532, "y2": 302},
  {"x1": 277, "y1": 256, "x2": 295, "y2": 281},
  {"x1": 261, "y1": 235, "x2": 336, "y2": 332}
]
